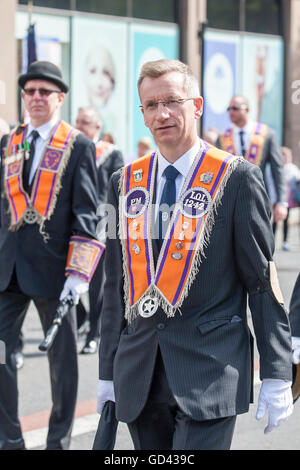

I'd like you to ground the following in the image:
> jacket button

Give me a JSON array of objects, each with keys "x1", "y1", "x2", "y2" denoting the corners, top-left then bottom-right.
[{"x1": 157, "y1": 323, "x2": 165, "y2": 330}]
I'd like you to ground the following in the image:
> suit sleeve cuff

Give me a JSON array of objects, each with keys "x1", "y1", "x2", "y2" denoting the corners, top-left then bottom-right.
[{"x1": 65, "y1": 235, "x2": 105, "y2": 282}]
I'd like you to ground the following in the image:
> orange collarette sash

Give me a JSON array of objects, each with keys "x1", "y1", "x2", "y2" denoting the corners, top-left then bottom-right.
[
  {"x1": 220, "y1": 122, "x2": 268, "y2": 166},
  {"x1": 120, "y1": 142, "x2": 241, "y2": 321},
  {"x1": 95, "y1": 141, "x2": 116, "y2": 167},
  {"x1": 3, "y1": 120, "x2": 79, "y2": 232}
]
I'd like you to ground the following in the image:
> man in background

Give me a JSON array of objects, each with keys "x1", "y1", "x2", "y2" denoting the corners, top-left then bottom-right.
[
  {"x1": 75, "y1": 106, "x2": 124, "y2": 353},
  {"x1": 0, "y1": 61, "x2": 104, "y2": 449},
  {"x1": 217, "y1": 94, "x2": 287, "y2": 223}
]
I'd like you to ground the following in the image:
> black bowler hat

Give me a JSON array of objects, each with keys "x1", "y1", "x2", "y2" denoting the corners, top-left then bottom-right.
[{"x1": 18, "y1": 60, "x2": 69, "y2": 93}]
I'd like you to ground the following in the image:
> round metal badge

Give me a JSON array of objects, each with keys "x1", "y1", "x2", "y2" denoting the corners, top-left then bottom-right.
[
  {"x1": 138, "y1": 295, "x2": 159, "y2": 318},
  {"x1": 180, "y1": 187, "x2": 212, "y2": 219},
  {"x1": 23, "y1": 208, "x2": 38, "y2": 224},
  {"x1": 123, "y1": 187, "x2": 150, "y2": 219}
]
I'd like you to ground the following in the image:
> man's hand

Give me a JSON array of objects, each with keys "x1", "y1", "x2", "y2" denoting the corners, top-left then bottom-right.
[
  {"x1": 256, "y1": 379, "x2": 293, "y2": 434},
  {"x1": 292, "y1": 336, "x2": 300, "y2": 364},
  {"x1": 273, "y1": 203, "x2": 288, "y2": 222},
  {"x1": 97, "y1": 380, "x2": 115, "y2": 414},
  {"x1": 60, "y1": 275, "x2": 89, "y2": 305}
]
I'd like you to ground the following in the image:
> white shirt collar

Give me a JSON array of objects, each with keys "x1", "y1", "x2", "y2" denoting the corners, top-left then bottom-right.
[
  {"x1": 157, "y1": 138, "x2": 201, "y2": 181},
  {"x1": 27, "y1": 115, "x2": 59, "y2": 141},
  {"x1": 232, "y1": 118, "x2": 254, "y2": 135}
]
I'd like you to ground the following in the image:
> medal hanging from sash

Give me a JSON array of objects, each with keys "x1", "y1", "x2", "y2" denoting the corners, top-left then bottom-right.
[
  {"x1": 120, "y1": 143, "x2": 242, "y2": 322},
  {"x1": 220, "y1": 122, "x2": 268, "y2": 166},
  {"x1": 3, "y1": 120, "x2": 79, "y2": 233}
]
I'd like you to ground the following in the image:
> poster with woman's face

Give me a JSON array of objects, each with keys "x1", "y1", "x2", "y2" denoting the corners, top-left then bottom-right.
[{"x1": 71, "y1": 17, "x2": 127, "y2": 150}]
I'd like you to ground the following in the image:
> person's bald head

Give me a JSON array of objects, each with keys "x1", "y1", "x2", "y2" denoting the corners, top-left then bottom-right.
[{"x1": 227, "y1": 95, "x2": 250, "y2": 127}]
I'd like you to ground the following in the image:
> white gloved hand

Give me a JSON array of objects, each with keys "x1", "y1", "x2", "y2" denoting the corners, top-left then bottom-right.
[
  {"x1": 60, "y1": 275, "x2": 89, "y2": 305},
  {"x1": 292, "y1": 336, "x2": 300, "y2": 364},
  {"x1": 256, "y1": 379, "x2": 293, "y2": 434},
  {"x1": 97, "y1": 379, "x2": 115, "y2": 414}
]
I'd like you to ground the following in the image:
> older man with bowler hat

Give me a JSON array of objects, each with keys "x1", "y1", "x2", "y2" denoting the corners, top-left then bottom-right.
[{"x1": 0, "y1": 61, "x2": 104, "y2": 450}]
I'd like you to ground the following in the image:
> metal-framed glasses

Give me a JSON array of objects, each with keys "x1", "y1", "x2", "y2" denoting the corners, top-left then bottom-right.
[
  {"x1": 23, "y1": 88, "x2": 62, "y2": 97},
  {"x1": 140, "y1": 98, "x2": 196, "y2": 113}
]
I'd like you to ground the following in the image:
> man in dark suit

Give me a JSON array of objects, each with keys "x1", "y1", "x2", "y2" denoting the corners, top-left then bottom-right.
[
  {"x1": 217, "y1": 95, "x2": 287, "y2": 224},
  {"x1": 96, "y1": 59, "x2": 293, "y2": 450},
  {"x1": 75, "y1": 106, "x2": 124, "y2": 354},
  {"x1": 0, "y1": 61, "x2": 104, "y2": 450}
]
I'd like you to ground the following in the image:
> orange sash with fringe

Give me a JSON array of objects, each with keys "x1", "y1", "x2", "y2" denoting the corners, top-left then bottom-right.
[
  {"x1": 220, "y1": 122, "x2": 268, "y2": 166},
  {"x1": 3, "y1": 120, "x2": 78, "y2": 231},
  {"x1": 120, "y1": 142, "x2": 239, "y2": 320}
]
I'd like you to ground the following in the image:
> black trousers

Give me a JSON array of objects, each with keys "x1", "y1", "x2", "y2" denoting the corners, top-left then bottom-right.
[
  {"x1": 127, "y1": 350, "x2": 236, "y2": 450},
  {"x1": 76, "y1": 255, "x2": 105, "y2": 342},
  {"x1": 0, "y1": 271, "x2": 78, "y2": 450}
]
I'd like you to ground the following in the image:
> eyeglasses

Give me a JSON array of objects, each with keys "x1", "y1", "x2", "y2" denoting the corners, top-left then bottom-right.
[
  {"x1": 23, "y1": 88, "x2": 62, "y2": 97},
  {"x1": 227, "y1": 105, "x2": 247, "y2": 112},
  {"x1": 140, "y1": 98, "x2": 196, "y2": 113}
]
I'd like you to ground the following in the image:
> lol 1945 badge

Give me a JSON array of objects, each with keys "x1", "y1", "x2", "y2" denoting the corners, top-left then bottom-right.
[
  {"x1": 180, "y1": 187, "x2": 212, "y2": 219},
  {"x1": 139, "y1": 295, "x2": 159, "y2": 318}
]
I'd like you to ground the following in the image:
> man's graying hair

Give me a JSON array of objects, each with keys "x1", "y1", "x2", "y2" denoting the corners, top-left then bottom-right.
[
  {"x1": 138, "y1": 59, "x2": 200, "y2": 98},
  {"x1": 78, "y1": 106, "x2": 102, "y2": 127}
]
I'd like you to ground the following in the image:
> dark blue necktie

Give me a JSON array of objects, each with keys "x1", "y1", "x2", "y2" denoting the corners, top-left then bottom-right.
[
  {"x1": 23, "y1": 130, "x2": 39, "y2": 192},
  {"x1": 239, "y1": 130, "x2": 246, "y2": 157},
  {"x1": 158, "y1": 165, "x2": 179, "y2": 249}
]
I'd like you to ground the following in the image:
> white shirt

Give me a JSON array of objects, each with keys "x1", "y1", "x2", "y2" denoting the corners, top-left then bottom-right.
[
  {"x1": 155, "y1": 139, "x2": 201, "y2": 218},
  {"x1": 26, "y1": 116, "x2": 58, "y2": 184},
  {"x1": 232, "y1": 119, "x2": 254, "y2": 156}
]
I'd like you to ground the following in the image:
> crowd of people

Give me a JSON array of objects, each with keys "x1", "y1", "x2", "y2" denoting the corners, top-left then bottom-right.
[{"x1": 0, "y1": 58, "x2": 299, "y2": 450}]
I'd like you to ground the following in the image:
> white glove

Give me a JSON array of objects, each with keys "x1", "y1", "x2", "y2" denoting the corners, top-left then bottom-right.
[
  {"x1": 97, "y1": 379, "x2": 115, "y2": 414},
  {"x1": 256, "y1": 379, "x2": 293, "y2": 434},
  {"x1": 292, "y1": 336, "x2": 300, "y2": 364},
  {"x1": 60, "y1": 275, "x2": 89, "y2": 305}
]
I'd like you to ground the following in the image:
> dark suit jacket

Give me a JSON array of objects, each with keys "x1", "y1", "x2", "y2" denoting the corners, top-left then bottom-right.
[
  {"x1": 99, "y1": 155, "x2": 292, "y2": 423},
  {"x1": 289, "y1": 273, "x2": 300, "y2": 336},
  {"x1": 216, "y1": 126, "x2": 285, "y2": 203},
  {"x1": 97, "y1": 148, "x2": 124, "y2": 204},
  {"x1": 0, "y1": 130, "x2": 99, "y2": 298}
]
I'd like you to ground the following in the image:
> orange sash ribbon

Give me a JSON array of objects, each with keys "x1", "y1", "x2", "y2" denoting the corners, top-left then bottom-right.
[
  {"x1": 220, "y1": 122, "x2": 268, "y2": 166},
  {"x1": 95, "y1": 141, "x2": 115, "y2": 167},
  {"x1": 3, "y1": 120, "x2": 78, "y2": 230},
  {"x1": 120, "y1": 142, "x2": 239, "y2": 319}
]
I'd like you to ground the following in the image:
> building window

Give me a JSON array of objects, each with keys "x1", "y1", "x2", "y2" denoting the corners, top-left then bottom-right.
[
  {"x1": 246, "y1": 0, "x2": 282, "y2": 35},
  {"x1": 18, "y1": 0, "x2": 71, "y2": 8},
  {"x1": 207, "y1": 0, "x2": 282, "y2": 35},
  {"x1": 206, "y1": 0, "x2": 240, "y2": 31},
  {"x1": 75, "y1": 0, "x2": 127, "y2": 16},
  {"x1": 18, "y1": 0, "x2": 178, "y2": 23},
  {"x1": 132, "y1": 0, "x2": 178, "y2": 22}
]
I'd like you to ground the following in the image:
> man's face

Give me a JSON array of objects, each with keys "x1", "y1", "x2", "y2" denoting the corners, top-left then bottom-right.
[
  {"x1": 139, "y1": 71, "x2": 203, "y2": 158},
  {"x1": 75, "y1": 110, "x2": 100, "y2": 141},
  {"x1": 227, "y1": 97, "x2": 249, "y2": 127},
  {"x1": 22, "y1": 79, "x2": 65, "y2": 126}
]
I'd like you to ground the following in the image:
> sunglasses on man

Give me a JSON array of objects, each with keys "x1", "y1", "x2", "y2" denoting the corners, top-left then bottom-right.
[
  {"x1": 227, "y1": 105, "x2": 248, "y2": 112},
  {"x1": 23, "y1": 88, "x2": 62, "y2": 97}
]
